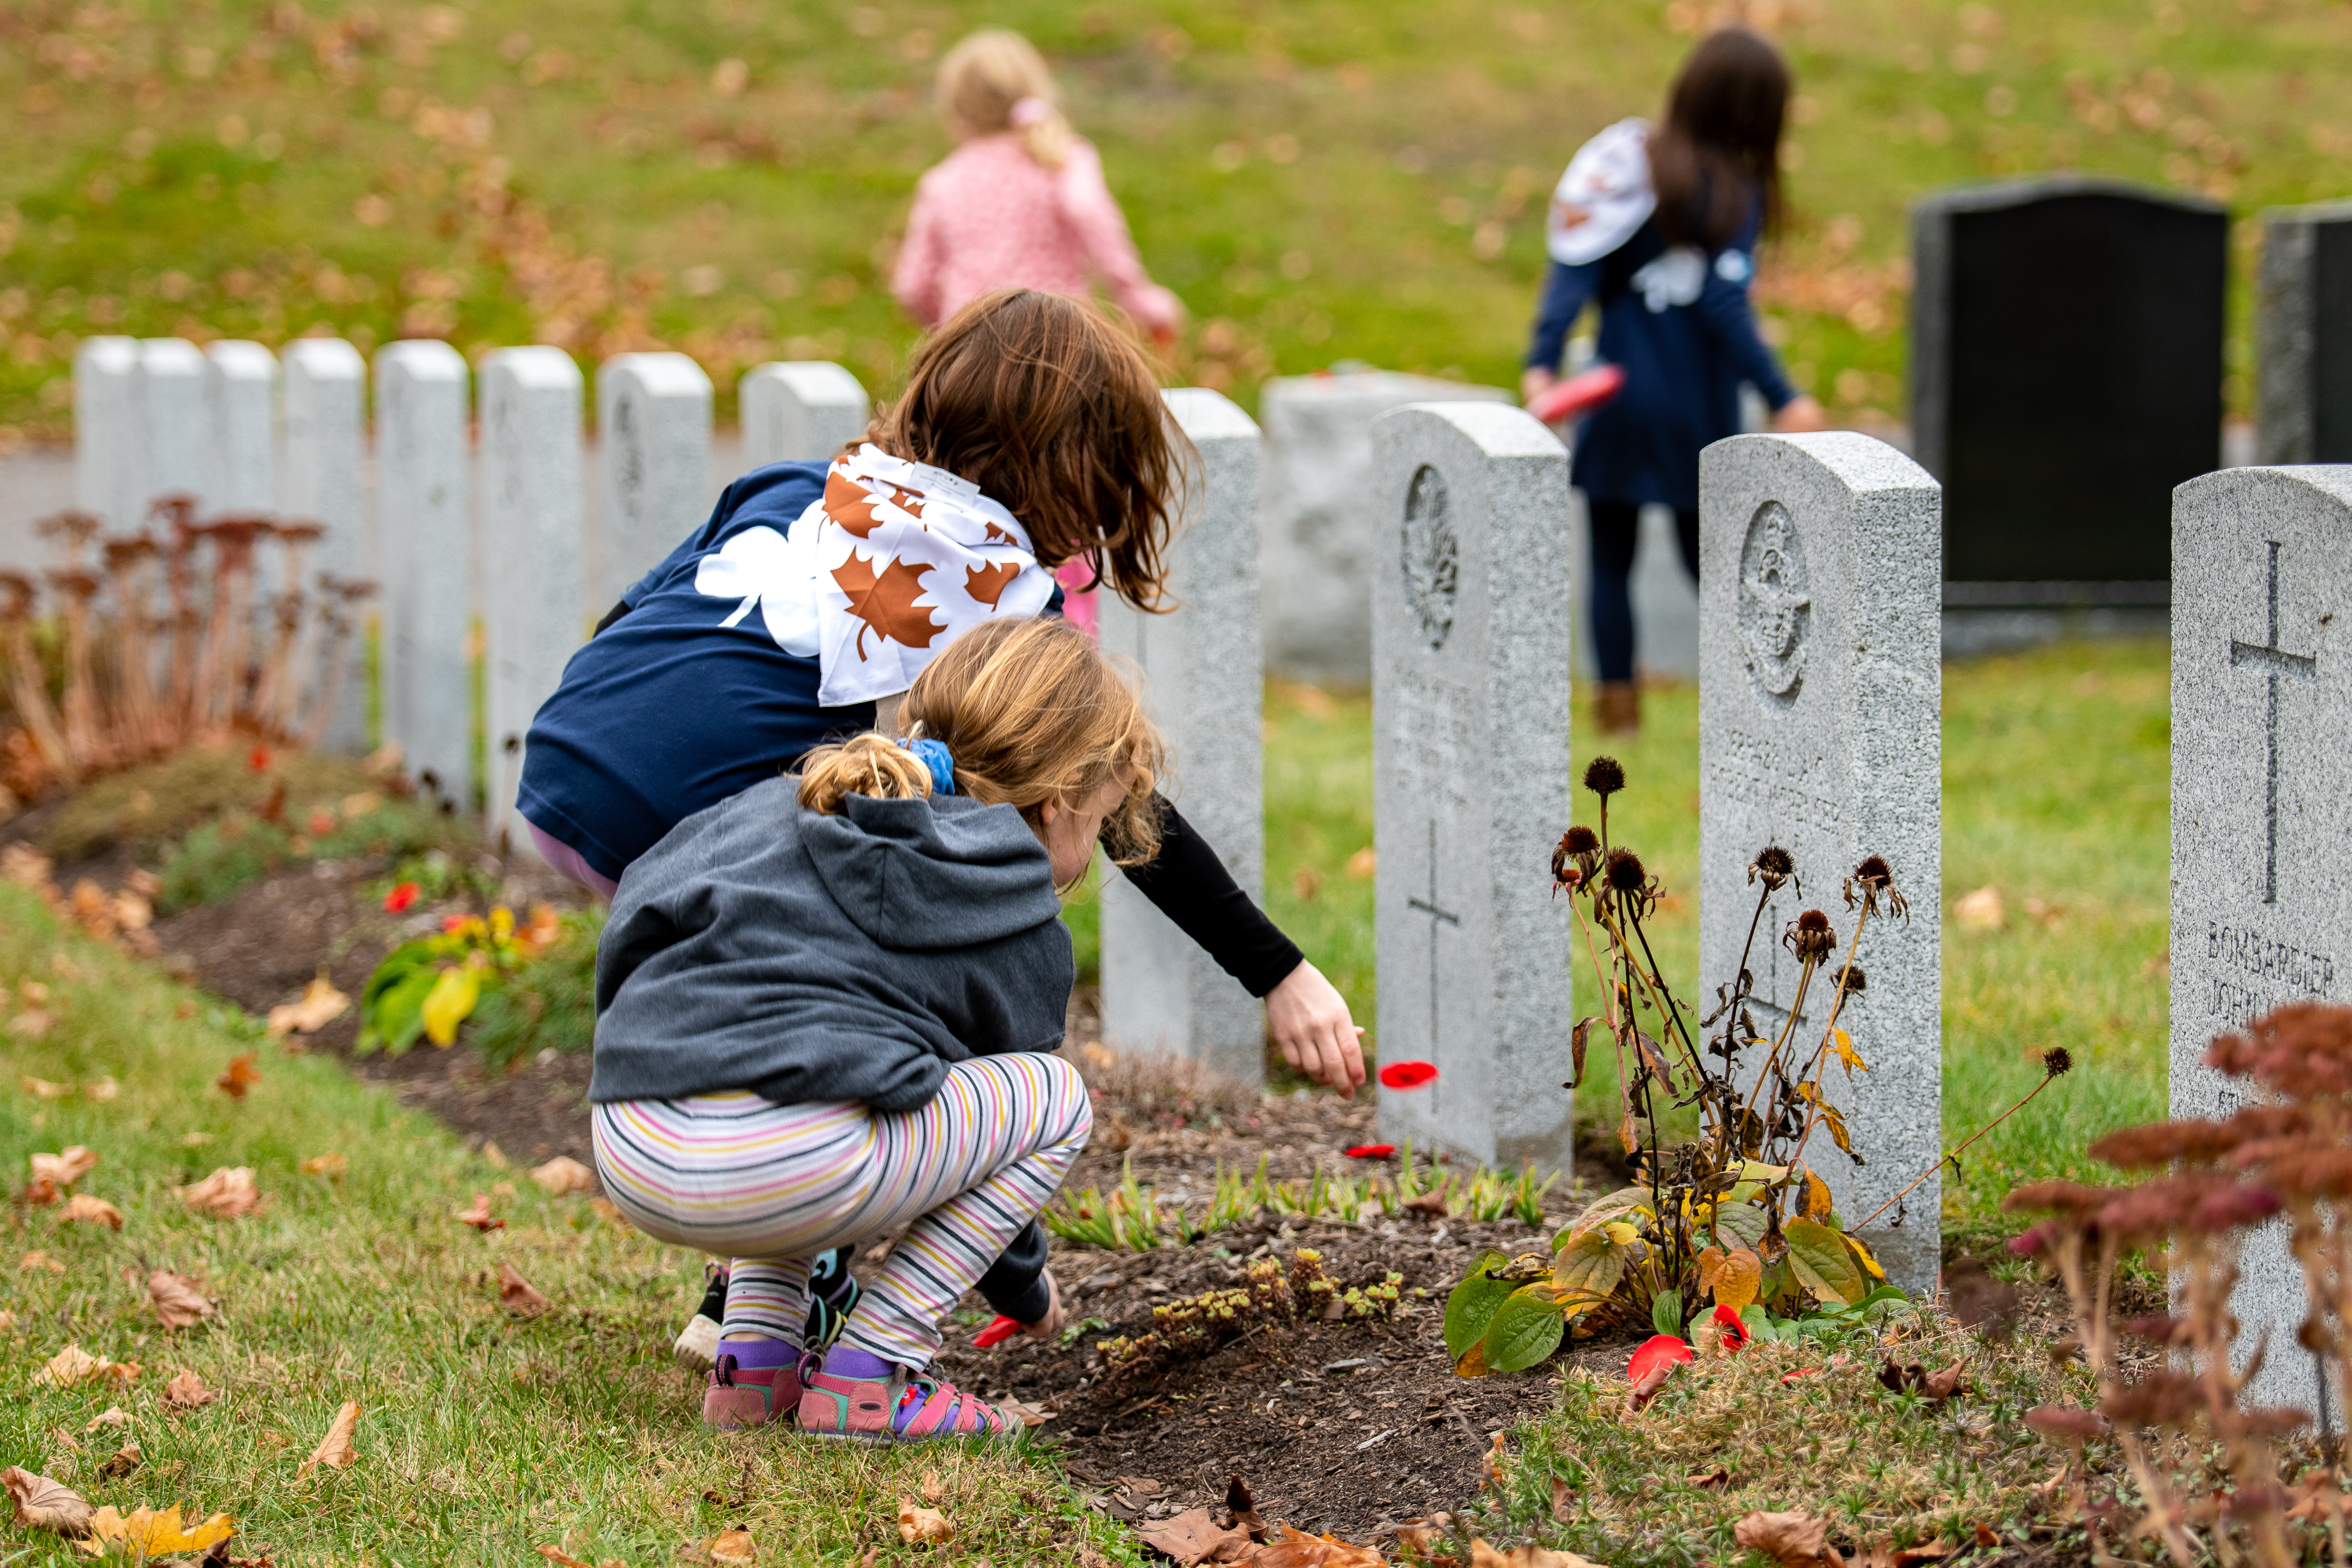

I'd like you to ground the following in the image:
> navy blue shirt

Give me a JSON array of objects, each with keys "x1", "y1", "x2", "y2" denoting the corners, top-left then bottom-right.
[{"x1": 1524, "y1": 198, "x2": 1796, "y2": 513}]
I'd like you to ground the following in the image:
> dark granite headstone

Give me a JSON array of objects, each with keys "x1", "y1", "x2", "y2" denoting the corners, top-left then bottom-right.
[
  {"x1": 1911, "y1": 176, "x2": 2225, "y2": 596},
  {"x1": 2258, "y1": 200, "x2": 2352, "y2": 465}
]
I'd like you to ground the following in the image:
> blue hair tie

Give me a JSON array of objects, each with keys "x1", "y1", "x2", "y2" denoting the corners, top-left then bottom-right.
[{"x1": 899, "y1": 737, "x2": 957, "y2": 796}]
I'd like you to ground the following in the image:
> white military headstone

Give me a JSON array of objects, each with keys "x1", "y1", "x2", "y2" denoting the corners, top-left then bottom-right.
[
  {"x1": 481, "y1": 348, "x2": 587, "y2": 854},
  {"x1": 2172, "y1": 464, "x2": 2352, "y2": 1421},
  {"x1": 595, "y1": 352, "x2": 712, "y2": 610},
  {"x1": 1262, "y1": 370, "x2": 1514, "y2": 682},
  {"x1": 282, "y1": 338, "x2": 370, "y2": 749},
  {"x1": 138, "y1": 338, "x2": 210, "y2": 506},
  {"x1": 1098, "y1": 389, "x2": 1267, "y2": 1084},
  {"x1": 374, "y1": 340, "x2": 473, "y2": 810},
  {"x1": 1371, "y1": 403, "x2": 1573, "y2": 1171},
  {"x1": 1697, "y1": 433, "x2": 1943, "y2": 1296},
  {"x1": 202, "y1": 340, "x2": 277, "y2": 511},
  {"x1": 740, "y1": 361, "x2": 868, "y2": 467},
  {"x1": 73, "y1": 336, "x2": 143, "y2": 530}
]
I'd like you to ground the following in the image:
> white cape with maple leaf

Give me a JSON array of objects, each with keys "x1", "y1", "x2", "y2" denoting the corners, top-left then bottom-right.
[{"x1": 693, "y1": 445, "x2": 1057, "y2": 708}]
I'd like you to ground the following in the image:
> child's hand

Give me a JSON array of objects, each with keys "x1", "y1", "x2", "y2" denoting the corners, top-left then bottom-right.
[
  {"x1": 1266, "y1": 961, "x2": 1367, "y2": 1099},
  {"x1": 1020, "y1": 1270, "x2": 1065, "y2": 1341}
]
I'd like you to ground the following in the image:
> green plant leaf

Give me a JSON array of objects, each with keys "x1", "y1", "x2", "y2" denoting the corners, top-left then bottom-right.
[
  {"x1": 1708, "y1": 1200, "x2": 1769, "y2": 1253},
  {"x1": 1651, "y1": 1287, "x2": 1684, "y2": 1338},
  {"x1": 364, "y1": 965, "x2": 439, "y2": 1057},
  {"x1": 1443, "y1": 1250, "x2": 1515, "y2": 1360},
  {"x1": 1480, "y1": 1284, "x2": 1569, "y2": 1374},
  {"x1": 1550, "y1": 1228, "x2": 1627, "y2": 1316},
  {"x1": 361, "y1": 940, "x2": 437, "y2": 1009},
  {"x1": 1784, "y1": 1217, "x2": 1868, "y2": 1306},
  {"x1": 1563, "y1": 1185, "x2": 1653, "y2": 1246}
]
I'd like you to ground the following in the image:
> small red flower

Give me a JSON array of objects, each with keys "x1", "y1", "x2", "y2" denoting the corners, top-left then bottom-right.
[
  {"x1": 1344, "y1": 1144, "x2": 1397, "y2": 1159},
  {"x1": 971, "y1": 1315, "x2": 1022, "y2": 1349},
  {"x1": 441, "y1": 914, "x2": 470, "y2": 934},
  {"x1": 247, "y1": 744, "x2": 272, "y2": 773},
  {"x1": 1711, "y1": 1303, "x2": 1750, "y2": 1352},
  {"x1": 1377, "y1": 1060, "x2": 1439, "y2": 1091},
  {"x1": 383, "y1": 881, "x2": 421, "y2": 914},
  {"x1": 1627, "y1": 1333, "x2": 1694, "y2": 1385}
]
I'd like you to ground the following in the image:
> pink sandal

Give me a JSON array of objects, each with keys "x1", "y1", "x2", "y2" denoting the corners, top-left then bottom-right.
[{"x1": 796, "y1": 1349, "x2": 1019, "y2": 1442}]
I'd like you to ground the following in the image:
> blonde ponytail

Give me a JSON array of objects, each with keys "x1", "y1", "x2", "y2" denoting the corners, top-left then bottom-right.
[
  {"x1": 796, "y1": 734, "x2": 934, "y2": 814},
  {"x1": 936, "y1": 30, "x2": 1071, "y2": 171}
]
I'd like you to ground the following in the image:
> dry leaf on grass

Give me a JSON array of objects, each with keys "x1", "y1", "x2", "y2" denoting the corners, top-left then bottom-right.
[
  {"x1": 453, "y1": 1193, "x2": 504, "y2": 1232},
  {"x1": 97, "y1": 1442, "x2": 140, "y2": 1479},
  {"x1": 85, "y1": 1078, "x2": 117, "y2": 1102},
  {"x1": 78, "y1": 1503, "x2": 235, "y2": 1558},
  {"x1": 529, "y1": 1157, "x2": 595, "y2": 1196},
  {"x1": 149, "y1": 1271, "x2": 216, "y2": 1329},
  {"x1": 1852, "y1": 1538, "x2": 1955, "y2": 1568},
  {"x1": 177, "y1": 1168, "x2": 263, "y2": 1218},
  {"x1": 21, "y1": 1248, "x2": 65, "y2": 1273},
  {"x1": 300, "y1": 1153, "x2": 346, "y2": 1180},
  {"x1": 1136, "y1": 1507, "x2": 1253, "y2": 1565},
  {"x1": 1470, "y1": 1542, "x2": 1610, "y2": 1568},
  {"x1": 1250, "y1": 1524, "x2": 1388, "y2": 1566},
  {"x1": 264, "y1": 977, "x2": 349, "y2": 1038},
  {"x1": 296, "y1": 1400, "x2": 359, "y2": 1479},
  {"x1": 60, "y1": 1193, "x2": 123, "y2": 1229},
  {"x1": 896, "y1": 1501, "x2": 953, "y2": 1545},
  {"x1": 536, "y1": 1544, "x2": 625, "y2": 1568},
  {"x1": 32, "y1": 1146, "x2": 98, "y2": 1186},
  {"x1": 216, "y1": 1052, "x2": 261, "y2": 1100},
  {"x1": 12, "y1": 1009, "x2": 55, "y2": 1040},
  {"x1": 4, "y1": 1466, "x2": 92, "y2": 1536},
  {"x1": 36, "y1": 1345, "x2": 140, "y2": 1388},
  {"x1": 20, "y1": 1073, "x2": 71, "y2": 1098},
  {"x1": 1735, "y1": 1511, "x2": 1835, "y2": 1568},
  {"x1": 19, "y1": 1175, "x2": 59, "y2": 1206},
  {"x1": 85, "y1": 1409, "x2": 130, "y2": 1433},
  {"x1": 705, "y1": 1526, "x2": 757, "y2": 1563},
  {"x1": 498, "y1": 1263, "x2": 550, "y2": 1317},
  {"x1": 163, "y1": 1370, "x2": 218, "y2": 1410}
]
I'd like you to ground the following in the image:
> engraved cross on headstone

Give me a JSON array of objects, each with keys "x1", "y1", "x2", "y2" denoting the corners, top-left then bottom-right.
[
  {"x1": 1406, "y1": 818, "x2": 1460, "y2": 1111},
  {"x1": 2230, "y1": 540, "x2": 2317, "y2": 904}
]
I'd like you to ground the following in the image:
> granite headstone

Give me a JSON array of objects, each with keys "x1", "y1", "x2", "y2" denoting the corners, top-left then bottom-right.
[
  {"x1": 2257, "y1": 202, "x2": 2352, "y2": 465},
  {"x1": 595, "y1": 352, "x2": 712, "y2": 610},
  {"x1": 374, "y1": 340, "x2": 473, "y2": 809},
  {"x1": 1697, "y1": 432, "x2": 1943, "y2": 1297},
  {"x1": 137, "y1": 338, "x2": 210, "y2": 507},
  {"x1": 1371, "y1": 402, "x2": 1573, "y2": 1172},
  {"x1": 73, "y1": 336, "x2": 142, "y2": 530},
  {"x1": 740, "y1": 361, "x2": 868, "y2": 467},
  {"x1": 1262, "y1": 370, "x2": 1514, "y2": 682},
  {"x1": 202, "y1": 340, "x2": 276, "y2": 511},
  {"x1": 1912, "y1": 176, "x2": 2224, "y2": 599},
  {"x1": 1098, "y1": 388, "x2": 1267, "y2": 1084},
  {"x1": 281, "y1": 338, "x2": 370, "y2": 749}
]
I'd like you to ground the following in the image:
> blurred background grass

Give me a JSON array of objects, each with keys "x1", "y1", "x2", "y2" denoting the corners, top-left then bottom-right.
[{"x1": 4, "y1": 0, "x2": 2349, "y2": 439}]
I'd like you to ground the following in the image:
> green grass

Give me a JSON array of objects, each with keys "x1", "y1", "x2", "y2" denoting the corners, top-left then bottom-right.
[
  {"x1": 5, "y1": 0, "x2": 2350, "y2": 440},
  {"x1": 0, "y1": 884, "x2": 1136, "y2": 1567}
]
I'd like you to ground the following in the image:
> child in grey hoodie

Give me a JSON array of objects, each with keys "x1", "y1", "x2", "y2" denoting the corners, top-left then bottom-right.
[{"x1": 590, "y1": 617, "x2": 1158, "y2": 1440}]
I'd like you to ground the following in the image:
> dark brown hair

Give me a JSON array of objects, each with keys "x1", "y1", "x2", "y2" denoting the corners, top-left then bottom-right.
[
  {"x1": 1648, "y1": 27, "x2": 1790, "y2": 251},
  {"x1": 865, "y1": 289, "x2": 1190, "y2": 612}
]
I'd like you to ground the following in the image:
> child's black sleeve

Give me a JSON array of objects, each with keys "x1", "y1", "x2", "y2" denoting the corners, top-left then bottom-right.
[
  {"x1": 977, "y1": 1218, "x2": 1053, "y2": 1322},
  {"x1": 1117, "y1": 795, "x2": 1305, "y2": 999}
]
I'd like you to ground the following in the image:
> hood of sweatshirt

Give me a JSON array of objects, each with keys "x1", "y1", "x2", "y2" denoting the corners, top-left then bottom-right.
[{"x1": 797, "y1": 793, "x2": 1063, "y2": 952}]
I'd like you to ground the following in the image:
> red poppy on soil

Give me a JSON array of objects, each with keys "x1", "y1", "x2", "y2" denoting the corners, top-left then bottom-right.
[
  {"x1": 383, "y1": 881, "x2": 421, "y2": 913},
  {"x1": 1377, "y1": 1061, "x2": 1438, "y2": 1090},
  {"x1": 1343, "y1": 1144, "x2": 1397, "y2": 1159},
  {"x1": 1711, "y1": 1304, "x2": 1750, "y2": 1350}
]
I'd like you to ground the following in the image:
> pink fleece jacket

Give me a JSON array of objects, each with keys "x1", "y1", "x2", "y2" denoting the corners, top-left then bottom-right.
[{"x1": 892, "y1": 132, "x2": 1181, "y2": 332}]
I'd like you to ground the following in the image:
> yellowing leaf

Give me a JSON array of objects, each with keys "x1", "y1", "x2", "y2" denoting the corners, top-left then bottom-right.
[
  {"x1": 59, "y1": 1194, "x2": 123, "y2": 1230},
  {"x1": 176, "y1": 1168, "x2": 263, "y2": 1218},
  {"x1": 1785, "y1": 1217, "x2": 1867, "y2": 1307},
  {"x1": 1799, "y1": 1167, "x2": 1834, "y2": 1220},
  {"x1": 420, "y1": 966, "x2": 482, "y2": 1048},
  {"x1": 1830, "y1": 1026, "x2": 1867, "y2": 1077},
  {"x1": 297, "y1": 1400, "x2": 360, "y2": 1479},
  {"x1": 4, "y1": 1465, "x2": 92, "y2": 1537},
  {"x1": 148, "y1": 1271, "x2": 215, "y2": 1330},
  {"x1": 76, "y1": 1504, "x2": 235, "y2": 1558},
  {"x1": 898, "y1": 1501, "x2": 953, "y2": 1545},
  {"x1": 30, "y1": 1146, "x2": 98, "y2": 1187},
  {"x1": 529, "y1": 1157, "x2": 595, "y2": 1197},
  {"x1": 265, "y1": 976, "x2": 350, "y2": 1038},
  {"x1": 1708, "y1": 1248, "x2": 1763, "y2": 1312},
  {"x1": 1567, "y1": 1185, "x2": 1653, "y2": 1240},
  {"x1": 1549, "y1": 1228, "x2": 1626, "y2": 1317}
]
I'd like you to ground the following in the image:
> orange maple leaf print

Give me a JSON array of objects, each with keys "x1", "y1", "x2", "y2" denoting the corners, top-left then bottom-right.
[
  {"x1": 831, "y1": 550, "x2": 944, "y2": 658},
  {"x1": 825, "y1": 471, "x2": 927, "y2": 538},
  {"x1": 983, "y1": 521, "x2": 1016, "y2": 546},
  {"x1": 964, "y1": 560, "x2": 1021, "y2": 609}
]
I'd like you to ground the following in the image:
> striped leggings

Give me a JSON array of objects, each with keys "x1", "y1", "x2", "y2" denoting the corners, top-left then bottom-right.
[{"x1": 590, "y1": 1052, "x2": 1091, "y2": 1369}]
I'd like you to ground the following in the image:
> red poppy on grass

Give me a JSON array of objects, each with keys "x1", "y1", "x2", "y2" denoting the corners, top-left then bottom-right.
[
  {"x1": 1628, "y1": 1333, "x2": 1693, "y2": 1384},
  {"x1": 1344, "y1": 1144, "x2": 1397, "y2": 1159},
  {"x1": 1377, "y1": 1060, "x2": 1438, "y2": 1091},
  {"x1": 383, "y1": 881, "x2": 421, "y2": 914},
  {"x1": 1710, "y1": 1303, "x2": 1750, "y2": 1352}
]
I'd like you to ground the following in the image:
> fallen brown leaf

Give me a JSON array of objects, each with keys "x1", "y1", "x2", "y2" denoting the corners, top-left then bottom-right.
[
  {"x1": 1394, "y1": 1516, "x2": 1451, "y2": 1556},
  {"x1": 3, "y1": 1465, "x2": 92, "y2": 1536},
  {"x1": 1251, "y1": 1524, "x2": 1388, "y2": 1566},
  {"x1": 31, "y1": 1146, "x2": 98, "y2": 1186},
  {"x1": 60, "y1": 1192, "x2": 123, "y2": 1229},
  {"x1": 497, "y1": 1262, "x2": 550, "y2": 1317},
  {"x1": 296, "y1": 1400, "x2": 359, "y2": 1479},
  {"x1": 1401, "y1": 1192, "x2": 1449, "y2": 1216},
  {"x1": 21, "y1": 1248, "x2": 65, "y2": 1273},
  {"x1": 529, "y1": 1156, "x2": 595, "y2": 1196},
  {"x1": 47, "y1": 1426, "x2": 81, "y2": 1453},
  {"x1": 85, "y1": 1409, "x2": 131, "y2": 1433},
  {"x1": 216, "y1": 1052, "x2": 261, "y2": 1100},
  {"x1": 85, "y1": 1077, "x2": 118, "y2": 1102},
  {"x1": 1921, "y1": 1362, "x2": 1970, "y2": 1402},
  {"x1": 35, "y1": 1345, "x2": 139, "y2": 1388},
  {"x1": 1226, "y1": 1474, "x2": 1267, "y2": 1540},
  {"x1": 12, "y1": 1008, "x2": 54, "y2": 1040},
  {"x1": 1626, "y1": 1358, "x2": 1676, "y2": 1412},
  {"x1": 1549, "y1": 1474, "x2": 1573, "y2": 1520},
  {"x1": 1735, "y1": 1511, "x2": 1833, "y2": 1568},
  {"x1": 177, "y1": 1168, "x2": 263, "y2": 1218},
  {"x1": 264, "y1": 977, "x2": 349, "y2": 1039},
  {"x1": 707, "y1": 1525, "x2": 757, "y2": 1563},
  {"x1": 535, "y1": 1544, "x2": 625, "y2": 1568},
  {"x1": 163, "y1": 1370, "x2": 218, "y2": 1409},
  {"x1": 1137, "y1": 1507, "x2": 1254, "y2": 1566},
  {"x1": 300, "y1": 1153, "x2": 346, "y2": 1180},
  {"x1": 997, "y1": 1396, "x2": 1052, "y2": 1427},
  {"x1": 150, "y1": 1271, "x2": 216, "y2": 1330},
  {"x1": 19, "y1": 1074, "x2": 71, "y2": 1098},
  {"x1": 1470, "y1": 1541, "x2": 1609, "y2": 1567},
  {"x1": 1686, "y1": 1467, "x2": 1730, "y2": 1490},
  {"x1": 18, "y1": 1175, "x2": 59, "y2": 1206},
  {"x1": 898, "y1": 1500, "x2": 953, "y2": 1546},
  {"x1": 98, "y1": 1441, "x2": 141, "y2": 1479},
  {"x1": 453, "y1": 1192, "x2": 504, "y2": 1232}
]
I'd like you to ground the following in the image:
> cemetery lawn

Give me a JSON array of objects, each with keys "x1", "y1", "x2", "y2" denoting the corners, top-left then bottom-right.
[
  {"x1": 0, "y1": 883, "x2": 1135, "y2": 1568},
  {"x1": 1261, "y1": 635, "x2": 2170, "y2": 1244}
]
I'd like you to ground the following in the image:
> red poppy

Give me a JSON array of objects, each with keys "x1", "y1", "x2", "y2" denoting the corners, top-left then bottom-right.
[
  {"x1": 247, "y1": 744, "x2": 272, "y2": 773},
  {"x1": 383, "y1": 881, "x2": 421, "y2": 914},
  {"x1": 1779, "y1": 1368, "x2": 1822, "y2": 1386},
  {"x1": 441, "y1": 914, "x2": 470, "y2": 934},
  {"x1": 1377, "y1": 1060, "x2": 1439, "y2": 1091},
  {"x1": 1711, "y1": 1304, "x2": 1750, "y2": 1352},
  {"x1": 971, "y1": 1315, "x2": 1022, "y2": 1349},
  {"x1": 1344, "y1": 1144, "x2": 1397, "y2": 1159},
  {"x1": 1627, "y1": 1333, "x2": 1694, "y2": 1385}
]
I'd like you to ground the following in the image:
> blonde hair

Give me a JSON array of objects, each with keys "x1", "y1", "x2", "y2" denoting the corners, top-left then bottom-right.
[
  {"x1": 935, "y1": 30, "x2": 1072, "y2": 170},
  {"x1": 797, "y1": 618, "x2": 1164, "y2": 867}
]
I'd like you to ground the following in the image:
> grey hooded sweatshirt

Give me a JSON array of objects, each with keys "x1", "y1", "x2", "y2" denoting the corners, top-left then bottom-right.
[{"x1": 588, "y1": 777, "x2": 1074, "y2": 1113}]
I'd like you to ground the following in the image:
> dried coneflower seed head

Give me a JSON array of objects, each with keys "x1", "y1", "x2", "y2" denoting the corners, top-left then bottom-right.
[
  {"x1": 1604, "y1": 848, "x2": 1648, "y2": 892},
  {"x1": 1788, "y1": 909, "x2": 1837, "y2": 959},
  {"x1": 1852, "y1": 854, "x2": 1892, "y2": 887},
  {"x1": 1750, "y1": 844, "x2": 1795, "y2": 890},
  {"x1": 2041, "y1": 1046, "x2": 2073, "y2": 1077},
  {"x1": 1836, "y1": 965, "x2": 1867, "y2": 995},
  {"x1": 1583, "y1": 756, "x2": 1626, "y2": 799},
  {"x1": 1563, "y1": 826, "x2": 1600, "y2": 856}
]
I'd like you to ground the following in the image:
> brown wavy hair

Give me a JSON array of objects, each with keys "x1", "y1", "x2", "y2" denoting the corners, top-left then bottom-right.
[
  {"x1": 864, "y1": 289, "x2": 1189, "y2": 612},
  {"x1": 1649, "y1": 27, "x2": 1790, "y2": 251},
  {"x1": 797, "y1": 617, "x2": 1164, "y2": 870}
]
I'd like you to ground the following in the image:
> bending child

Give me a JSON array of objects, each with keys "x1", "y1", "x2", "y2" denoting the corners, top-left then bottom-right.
[{"x1": 592, "y1": 617, "x2": 1146, "y2": 1439}]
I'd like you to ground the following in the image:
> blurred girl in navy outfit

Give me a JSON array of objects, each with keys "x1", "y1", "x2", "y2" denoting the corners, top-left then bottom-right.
[{"x1": 1521, "y1": 27, "x2": 1825, "y2": 734}]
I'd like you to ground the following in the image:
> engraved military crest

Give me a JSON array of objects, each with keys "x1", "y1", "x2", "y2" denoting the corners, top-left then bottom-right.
[
  {"x1": 1401, "y1": 464, "x2": 1458, "y2": 651},
  {"x1": 1738, "y1": 500, "x2": 1811, "y2": 698}
]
